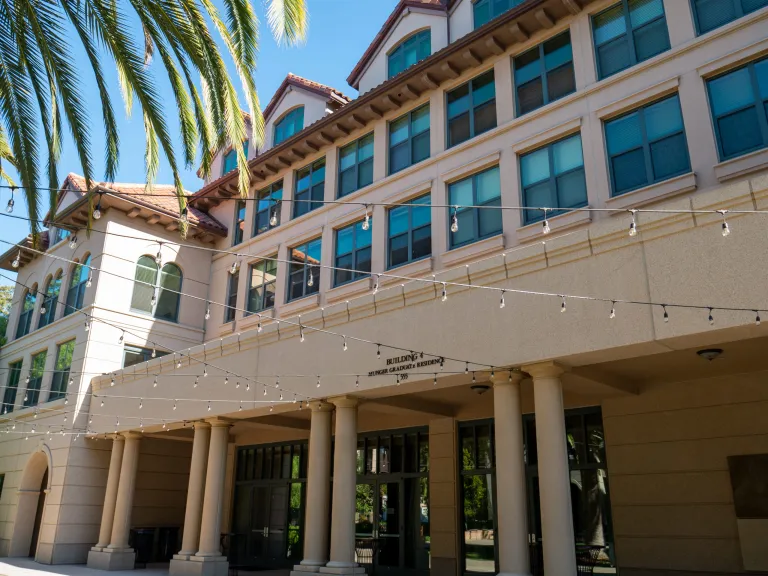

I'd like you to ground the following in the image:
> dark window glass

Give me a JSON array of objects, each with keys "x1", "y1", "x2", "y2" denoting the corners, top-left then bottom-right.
[
  {"x1": 447, "y1": 71, "x2": 497, "y2": 148},
  {"x1": 473, "y1": 0, "x2": 526, "y2": 28},
  {"x1": 448, "y1": 167, "x2": 502, "y2": 249},
  {"x1": 605, "y1": 94, "x2": 690, "y2": 196},
  {"x1": 692, "y1": 0, "x2": 768, "y2": 35},
  {"x1": 293, "y1": 158, "x2": 326, "y2": 219},
  {"x1": 514, "y1": 32, "x2": 575, "y2": 116},
  {"x1": 388, "y1": 194, "x2": 431, "y2": 268},
  {"x1": 274, "y1": 107, "x2": 304, "y2": 145},
  {"x1": 335, "y1": 220, "x2": 372, "y2": 286},
  {"x1": 222, "y1": 140, "x2": 248, "y2": 175},
  {"x1": 123, "y1": 345, "x2": 168, "y2": 368},
  {"x1": 707, "y1": 57, "x2": 768, "y2": 160},
  {"x1": 64, "y1": 255, "x2": 90, "y2": 316},
  {"x1": 388, "y1": 30, "x2": 431, "y2": 78},
  {"x1": 49, "y1": 340, "x2": 75, "y2": 401},
  {"x1": 592, "y1": 0, "x2": 670, "y2": 80},
  {"x1": 389, "y1": 104, "x2": 430, "y2": 174},
  {"x1": 154, "y1": 264, "x2": 182, "y2": 322},
  {"x1": 225, "y1": 270, "x2": 239, "y2": 323},
  {"x1": 248, "y1": 258, "x2": 278, "y2": 313},
  {"x1": 2, "y1": 362, "x2": 22, "y2": 414},
  {"x1": 520, "y1": 134, "x2": 587, "y2": 224},
  {"x1": 233, "y1": 200, "x2": 246, "y2": 246},
  {"x1": 339, "y1": 134, "x2": 374, "y2": 197},
  {"x1": 24, "y1": 351, "x2": 47, "y2": 407},
  {"x1": 288, "y1": 239, "x2": 321, "y2": 302},
  {"x1": 53, "y1": 227, "x2": 71, "y2": 244},
  {"x1": 253, "y1": 181, "x2": 283, "y2": 237},
  {"x1": 16, "y1": 288, "x2": 36, "y2": 339}
]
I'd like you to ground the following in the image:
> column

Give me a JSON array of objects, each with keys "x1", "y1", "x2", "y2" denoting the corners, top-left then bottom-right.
[
  {"x1": 108, "y1": 432, "x2": 141, "y2": 550},
  {"x1": 95, "y1": 435, "x2": 126, "y2": 549},
  {"x1": 523, "y1": 362, "x2": 577, "y2": 576},
  {"x1": 321, "y1": 397, "x2": 365, "y2": 575},
  {"x1": 196, "y1": 420, "x2": 230, "y2": 558},
  {"x1": 492, "y1": 372, "x2": 531, "y2": 576},
  {"x1": 294, "y1": 401, "x2": 333, "y2": 573},
  {"x1": 177, "y1": 422, "x2": 211, "y2": 556}
]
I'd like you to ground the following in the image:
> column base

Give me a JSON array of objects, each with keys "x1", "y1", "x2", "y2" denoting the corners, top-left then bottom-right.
[
  {"x1": 318, "y1": 566, "x2": 366, "y2": 575},
  {"x1": 169, "y1": 555, "x2": 229, "y2": 576},
  {"x1": 86, "y1": 548, "x2": 136, "y2": 571},
  {"x1": 291, "y1": 564, "x2": 324, "y2": 574}
]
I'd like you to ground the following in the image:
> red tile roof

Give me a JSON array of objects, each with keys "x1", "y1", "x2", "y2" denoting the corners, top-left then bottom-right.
[
  {"x1": 347, "y1": 0, "x2": 448, "y2": 89},
  {"x1": 263, "y1": 73, "x2": 352, "y2": 121},
  {"x1": 65, "y1": 173, "x2": 227, "y2": 235}
]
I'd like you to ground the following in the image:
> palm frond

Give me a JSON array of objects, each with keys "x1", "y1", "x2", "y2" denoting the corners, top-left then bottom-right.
[{"x1": 266, "y1": 0, "x2": 308, "y2": 47}]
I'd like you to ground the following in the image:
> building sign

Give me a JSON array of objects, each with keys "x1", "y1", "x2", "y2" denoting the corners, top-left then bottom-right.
[{"x1": 367, "y1": 353, "x2": 443, "y2": 378}]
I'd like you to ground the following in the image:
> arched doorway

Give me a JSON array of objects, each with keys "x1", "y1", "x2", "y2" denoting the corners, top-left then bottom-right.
[{"x1": 10, "y1": 449, "x2": 51, "y2": 559}]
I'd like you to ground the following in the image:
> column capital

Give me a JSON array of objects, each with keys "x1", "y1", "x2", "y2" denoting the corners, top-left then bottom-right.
[
  {"x1": 110, "y1": 434, "x2": 126, "y2": 443},
  {"x1": 522, "y1": 361, "x2": 568, "y2": 380},
  {"x1": 120, "y1": 431, "x2": 143, "y2": 440},
  {"x1": 309, "y1": 400, "x2": 334, "y2": 412},
  {"x1": 490, "y1": 369, "x2": 524, "y2": 387},
  {"x1": 329, "y1": 396, "x2": 359, "y2": 409},
  {"x1": 193, "y1": 421, "x2": 212, "y2": 430},
  {"x1": 206, "y1": 417, "x2": 232, "y2": 428}
]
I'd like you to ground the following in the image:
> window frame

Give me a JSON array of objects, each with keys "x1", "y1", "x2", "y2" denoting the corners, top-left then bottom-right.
[
  {"x1": 520, "y1": 133, "x2": 588, "y2": 225},
  {"x1": 225, "y1": 269, "x2": 239, "y2": 323},
  {"x1": 24, "y1": 350, "x2": 47, "y2": 407},
  {"x1": 448, "y1": 166, "x2": 503, "y2": 250},
  {"x1": 388, "y1": 29, "x2": 432, "y2": 79},
  {"x1": 233, "y1": 200, "x2": 246, "y2": 246},
  {"x1": 334, "y1": 220, "x2": 373, "y2": 287},
  {"x1": 38, "y1": 271, "x2": 63, "y2": 329},
  {"x1": 247, "y1": 258, "x2": 278, "y2": 315},
  {"x1": 2, "y1": 361, "x2": 22, "y2": 414},
  {"x1": 253, "y1": 181, "x2": 284, "y2": 237},
  {"x1": 604, "y1": 93, "x2": 691, "y2": 196},
  {"x1": 130, "y1": 257, "x2": 183, "y2": 323},
  {"x1": 287, "y1": 239, "x2": 322, "y2": 303},
  {"x1": 389, "y1": 104, "x2": 431, "y2": 175},
  {"x1": 446, "y1": 70, "x2": 497, "y2": 149},
  {"x1": 16, "y1": 288, "x2": 36, "y2": 339},
  {"x1": 591, "y1": 0, "x2": 671, "y2": 81},
  {"x1": 64, "y1": 255, "x2": 90, "y2": 316},
  {"x1": 123, "y1": 345, "x2": 168, "y2": 368},
  {"x1": 690, "y1": 0, "x2": 768, "y2": 35},
  {"x1": 706, "y1": 57, "x2": 768, "y2": 161},
  {"x1": 293, "y1": 158, "x2": 326, "y2": 219},
  {"x1": 387, "y1": 194, "x2": 432, "y2": 269},
  {"x1": 513, "y1": 31, "x2": 576, "y2": 117},
  {"x1": 274, "y1": 107, "x2": 305, "y2": 146},
  {"x1": 338, "y1": 133, "x2": 375, "y2": 198},
  {"x1": 49, "y1": 339, "x2": 75, "y2": 402},
  {"x1": 222, "y1": 141, "x2": 248, "y2": 176},
  {"x1": 473, "y1": 0, "x2": 525, "y2": 29}
]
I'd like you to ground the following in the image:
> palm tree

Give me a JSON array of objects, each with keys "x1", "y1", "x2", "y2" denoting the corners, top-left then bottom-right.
[{"x1": 0, "y1": 0, "x2": 308, "y2": 236}]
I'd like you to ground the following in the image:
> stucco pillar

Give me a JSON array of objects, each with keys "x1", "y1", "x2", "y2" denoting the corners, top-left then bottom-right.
[
  {"x1": 293, "y1": 401, "x2": 333, "y2": 574},
  {"x1": 177, "y1": 422, "x2": 211, "y2": 557},
  {"x1": 196, "y1": 420, "x2": 230, "y2": 557},
  {"x1": 524, "y1": 362, "x2": 577, "y2": 576},
  {"x1": 492, "y1": 372, "x2": 530, "y2": 576},
  {"x1": 108, "y1": 432, "x2": 141, "y2": 550},
  {"x1": 95, "y1": 435, "x2": 125, "y2": 548},
  {"x1": 321, "y1": 397, "x2": 365, "y2": 575}
]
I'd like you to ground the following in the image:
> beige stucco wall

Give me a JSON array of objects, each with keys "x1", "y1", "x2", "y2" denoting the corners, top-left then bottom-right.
[
  {"x1": 263, "y1": 88, "x2": 330, "y2": 152},
  {"x1": 448, "y1": 0, "x2": 474, "y2": 43},
  {"x1": 429, "y1": 417, "x2": 459, "y2": 575},
  {"x1": 132, "y1": 438, "x2": 191, "y2": 528},
  {"x1": 357, "y1": 9, "x2": 449, "y2": 95}
]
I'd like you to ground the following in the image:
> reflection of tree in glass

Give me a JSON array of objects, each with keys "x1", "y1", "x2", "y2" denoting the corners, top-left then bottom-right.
[
  {"x1": 356, "y1": 484, "x2": 374, "y2": 534},
  {"x1": 462, "y1": 448, "x2": 489, "y2": 530}
]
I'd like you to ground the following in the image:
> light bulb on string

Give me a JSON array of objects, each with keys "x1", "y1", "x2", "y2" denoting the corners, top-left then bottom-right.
[
  {"x1": 269, "y1": 207, "x2": 278, "y2": 227},
  {"x1": 307, "y1": 269, "x2": 314, "y2": 288},
  {"x1": 86, "y1": 270, "x2": 93, "y2": 288},
  {"x1": 362, "y1": 206, "x2": 370, "y2": 231},
  {"x1": 153, "y1": 376, "x2": 158, "y2": 388},
  {"x1": 65, "y1": 391, "x2": 70, "y2": 404},
  {"x1": 203, "y1": 366, "x2": 208, "y2": 377},
  {"x1": 118, "y1": 331, "x2": 124, "y2": 344},
  {"x1": 139, "y1": 398, "x2": 143, "y2": 409},
  {"x1": 316, "y1": 376, "x2": 321, "y2": 388},
  {"x1": 465, "y1": 362, "x2": 469, "y2": 374},
  {"x1": 373, "y1": 275, "x2": 379, "y2": 295},
  {"x1": 100, "y1": 399, "x2": 104, "y2": 407},
  {"x1": 6, "y1": 187, "x2": 14, "y2": 213},
  {"x1": 236, "y1": 381, "x2": 240, "y2": 389},
  {"x1": 708, "y1": 308, "x2": 715, "y2": 325},
  {"x1": 246, "y1": 382, "x2": 250, "y2": 391},
  {"x1": 433, "y1": 374, "x2": 437, "y2": 386},
  {"x1": 561, "y1": 296, "x2": 567, "y2": 313},
  {"x1": 441, "y1": 283, "x2": 447, "y2": 302},
  {"x1": 205, "y1": 303, "x2": 211, "y2": 320},
  {"x1": 499, "y1": 291, "x2": 506, "y2": 309},
  {"x1": 263, "y1": 384, "x2": 267, "y2": 396},
  {"x1": 450, "y1": 207, "x2": 459, "y2": 233},
  {"x1": 377, "y1": 345, "x2": 381, "y2": 359},
  {"x1": 300, "y1": 324, "x2": 305, "y2": 343},
  {"x1": 40, "y1": 302, "x2": 46, "y2": 314},
  {"x1": 542, "y1": 209, "x2": 551, "y2": 234},
  {"x1": 207, "y1": 401, "x2": 211, "y2": 412},
  {"x1": 93, "y1": 194, "x2": 103, "y2": 219},
  {"x1": 151, "y1": 347, "x2": 156, "y2": 358},
  {"x1": 718, "y1": 210, "x2": 730, "y2": 237},
  {"x1": 257, "y1": 315, "x2": 263, "y2": 332},
  {"x1": 662, "y1": 305, "x2": 669, "y2": 323},
  {"x1": 355, "y1": 376, "x2": 359, "y2": 388},
  {"x1": 173, "y1": 400, "x2": 177, "y2": 410},
  {"x1": 194, "y1": 376, "x2": 199, "y2": 388},
  {"x1": 224, "y1": 376, "x2": 229, "y2": 385},
  {"x1": 110, "y1": 374, "x2": 115, "y2": 386},
  {"x1": 11, "y1": 250, "x2": 20, "y2": 269},
  {"x1": 609, "y1": 301, "x2": 616, "y2": 319},
  {"x1": 155, "y1": 244, "x2": 163, "y2": 266},
  {"x1": 176, "y1": 355, "x2": 182, "y2": 369},
  {"x1": 396, "y1": 374, "x2": 400, "y2": 385},
  {"x1": 151, "y1": 292, "x2": 157, "y2": 307},
  {"x1": 756, "y1": 311, "x2": 761, "y2": 326},
  {"x1": 269, "y1": 404, "x2": 274, "y2": 413},
  {"x1": 629, "y1": 210, "x2": 638, "y2": 237},
  {"x1": 84, "y1": 320, "x2": 90, "y2": 332},
  {"x1": 230, "y1": 260, "x2": 239, "y2": 275},
  {"x1": 343, "y1": 336, "x2": 348, "y2": 351},
  {"x1": 68, "y1": 235, "x2": 77, "y2": 249},
  {"x1": 279, "y1": 391, "x2": 284, "y2": 401}
]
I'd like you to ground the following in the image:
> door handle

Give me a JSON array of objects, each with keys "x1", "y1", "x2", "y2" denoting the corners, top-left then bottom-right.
[{"x1": 263, "y1": 527, "x2": 269, "y2": 537}]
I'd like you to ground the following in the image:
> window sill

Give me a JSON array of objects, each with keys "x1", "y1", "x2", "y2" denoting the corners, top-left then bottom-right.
[
  {"x1": 440, "y1": 151, "x2": 501, "y2": 184},
  {"x1": 383, "y1": 257, "x2": 434, "y2": 287},
  {"x1": 604, "y1": 173, "x2": 697, "y2": 211},
  {"x1": 441, "y1": 234, "x2": 505, "y2": 269},
  {"x1": 326, "y1": 277, "x2": 373, "y2": 305},
  {"x1": 714, "y1": 148, "x2": 768, "y2": 183},
  {"x1": 238, "y1": 307, "x2": 276, "y2": 332},
  {"x1": 278, "y1": 294, "x2": 321, "y2": 319},
  {"x1": 13, "y1": 397, "x2": 64, "y2": 420},
  {"x1": 516, "y1": 209, "x2": 591, "y2": 243}
]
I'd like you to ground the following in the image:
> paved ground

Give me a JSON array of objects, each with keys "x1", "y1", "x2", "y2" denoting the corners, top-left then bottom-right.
[{"x1": 0, "y1": 559, "x2": 290, "y2": 576}]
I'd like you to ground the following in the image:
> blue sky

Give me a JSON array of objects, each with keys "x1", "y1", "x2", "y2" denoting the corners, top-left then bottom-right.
[{"x1": 1, "y1": 0, "x2": 402, "y2": 285}]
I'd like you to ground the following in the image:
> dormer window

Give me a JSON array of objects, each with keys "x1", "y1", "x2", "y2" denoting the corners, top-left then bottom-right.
[
  {"x1": 274, "y1": 107, "x2": 305, "y2": 146},
  {"x1": 388, "y1": 30, "x2": 431, "y2": 79},
  {"x1": 54, "y1": 227, "x2": 71, "y2": 245},
  {"x1": 223, "y1": 141, "x2": 249, "y2": 175},
  {"x1": 473, "y1": 0, "x2": 525, "y2": 29}
]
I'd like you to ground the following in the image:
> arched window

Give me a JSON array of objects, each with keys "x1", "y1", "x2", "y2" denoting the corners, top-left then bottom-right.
[
  {"x1": 156, "y1": 264, "x2": 182, "y2": 322},
  {"x1": 39, "y1": 270, "x2": 63, "y2": 328},
  {"x1": 388, "y1": 30, "x2": 431, "y2": 79},
  {"x1": 130, "y1": 257, "x2": 182, "y2": 323},
  {"x1": 130, "y1": 256, "x2": 159, "y2": 314},
  {"x1": 16, "y1": 286, "x2": 37, "y2": 339},
  {"x1": 222, "y1": 141, "x2": 249, "y2": 175},
  {"x1": 65, "y1": 255, "x2": 91, "y2": 316},
  {"x1": 274, "y1": 107, "x2": 304, "y2": 145}
]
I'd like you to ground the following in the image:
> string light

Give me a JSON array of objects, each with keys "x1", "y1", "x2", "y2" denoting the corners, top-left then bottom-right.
[
  {"x1": 542, "y1": 209, "x2": 551, "y2": 234},
  {"x1": 139, "y1": 398, "x2": 143, "y2": 409},
  {"x1": 93, "y1": 194, "x2": 103, "y2": 220},
  {"x1": 110, "y1": 374, "x2": 115, "y2": 386},
  {"x1": 433, "y1": 374, "x2": 437, "y2": 386},
  {"x1": 153, "y1": 376, "x2": 158, "y2": 388},
  {"x1": 377, "y1": 345, "x2": 381, "y2": 359},
  {"x1": 118, "y1": 331, "x2": 124, "y2": 344},
  {"x1": 663, "y1": 305, "x2": 669, "y2": 323},
  {"x1": 269, "y1": 207, "x2": 278, "y2": 227},
  {"x1": 441, "y1": 283, "x2": 447, "y2": 302},
  {"x1": 756, "y1": 311, "x2": 761, "y2": 326},
  {"x1": 224, "y1": 376, "x2": 229, "y2": 385},
  {"x1": 155, "y1": 244, "x2": 163, "y2": 266},
  {"x1": 180, "y1": 207, "x2": 188, "y2": 226},
  {"x1": 307, "y1": 269, "x2": 314, "y2": 288},
  {"x1": 173, "y1": 400, "x2": 177, "y2": 410},
  {"x1": 355, "y1": 376, "x2": 359, "y2": 388},
  {"x1": 207, "y1": 401, "x2": 211, "y2": 412},
  {"x1": 609, "y1": 301, "x2": 616, "y2": 319},
  {"x1": 300, "y1": 324, "x2": 305, "y2": 343},
  {"x1": 561, "y1": 296, "x2": 567, "y2": 313},
  {"x1": 68, "y1": 235, "x2": 77, "y2": 249},
  {"x1": 629, "y1": 210, "x2": 638, "y2": 237},
  {"x1": 230, "y1": 260, "x2": 239, "y2": 275},
  {"x1": 86, "y1": 271, "x2": 93, "y2": 288},
  {"x1": 343, "y1": 336, "x2": 348, "y2": 351},
  {"x1": 11, "y1": 250, "x2": 20, "y2": 268},
  {"x1": 205, "y1": 303, "x2": 211, "y2": 320},
  {"x1": 718, "y1": 210, "x2": 730, "y2": 237},
  {"x1": 151, "y1": 347, "x2": 156, "y2": 358},
  {"x1": 151, "y1": 292, "x2": 157, "y2": 307},
  {"x1": 84, "y1": 320, "x2": 90, "y2": 332},
  {"x1": 40, "y1": 302, "x2": 46, "y2": 314},
  {"x1": 263, "y1": 384, "x2": 267, "y2": 396},
  {"x1": 450, "y1": 207, "x2": 459, "y2": 233},
  {"x1": 316, "y1": 376, "x2": 321, "y2": 388},
  {"x1": 246, "y1": 382, "x2": 250, "y2": 391},
  {"x1": 176, "y1": 354, "x2": 182, "y2": 369},
  {"x1": 499, "y1": 291, "x2": 505, "y2": 309},
  {"x1": 203, "y1": 366, "x2": 208, "y2": 377},
  {"x1": 194, "y1": 376, "x2": 199, "y2": 388},
  {"x1": 472, "y1": 372, "x2": 476, "y2": 384},
  {"x1": 465, "y1": 362, "x2": 469, "y2": 374},
  {"x1": 6, "y1": 187, "x2": 14, "y2": 213},
  {"x1": 709, "y1": 308, "x2": 715, "y2": 325},
  {"x1": 257, "y1": 315, "x2": 263, "y2": 332},
  {"x1": 362, "y1": 206, "x2": 370, "y2": 231},
  {"x1": 373, "y1": 275, "x2": 379, "y2": 295}
]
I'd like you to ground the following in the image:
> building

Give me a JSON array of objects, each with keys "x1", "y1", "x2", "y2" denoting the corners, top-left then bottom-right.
[{"x1": 1, "y1": 0, "x2": 768, "y2": 575}]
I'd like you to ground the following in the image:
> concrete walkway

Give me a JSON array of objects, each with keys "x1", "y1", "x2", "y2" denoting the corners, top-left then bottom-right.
[{"x1": 0, "y1": 559, "x2": 290, "y2": 576}]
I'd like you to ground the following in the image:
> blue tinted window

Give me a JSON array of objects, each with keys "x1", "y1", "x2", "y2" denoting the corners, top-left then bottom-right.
[
  {"x1": 707, "y1": 57, "x2": 768, "y2": 160},
  {"x1": 334, "y1": 220, "x2": 373, "y2": 286},
  {"x1": 448, "y1": 167, "x2": 502, "y2": 249},
  {"x1": 389, "y1": 30, "x2": 431, "y2": 78},
  {"x1": 293, "y1": 158, "x2": 325, "y2": 219},
  {"x1": 339, "y1": 133, "x2": 374, "y2": 197},
  {"x1": 691, "y1": 0, "x2": 768, "y2": 35},
  {"x1": 388, "y1": 195, "x2": 432, "y2": 269},
  {"x1": 604, "y1": 94, "x2": 690, "y2": 196},
  {"x1": 274, "y1": 107, "x2": 304, "y2": 145},
  {"x1": 389, "y1": 104, "x2": 430, "y2": 174},
  {"x1": 223, "y1": 141, "x2": 248, "y2": 175},
  {"x1": 447, "y1": 71, "x2": 497, "y2": 148},
  {"x1": 288, "y1": 239, "x2": 321, "y2": 302},
  {"x1": 253, "y1": 181, "x2": 283, "y2": 237},
  {"x1": 473, "y1": 0, "x2": 526, "y2": 29}
]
